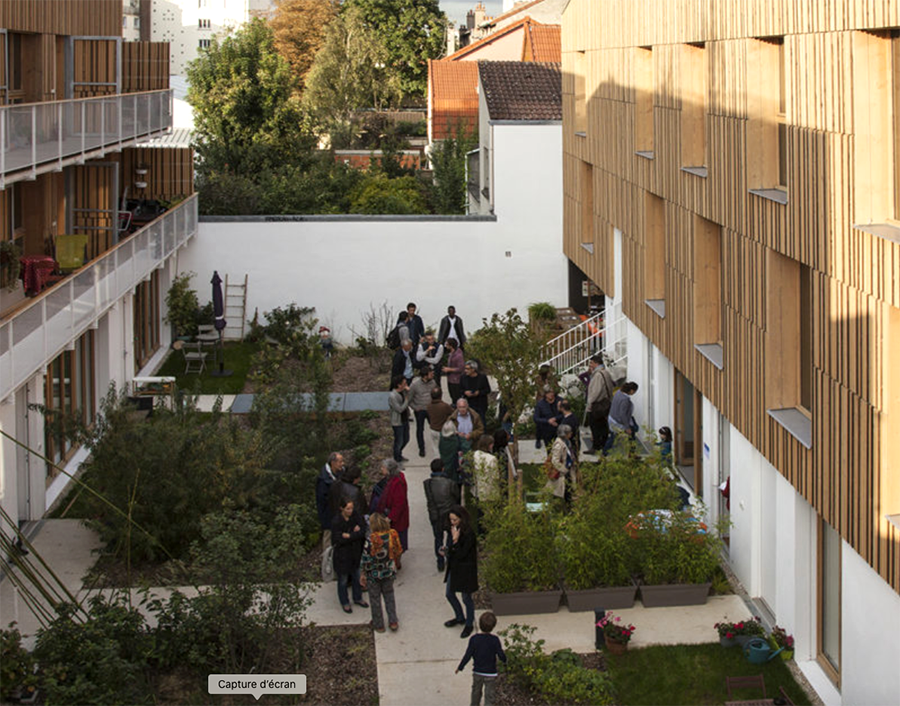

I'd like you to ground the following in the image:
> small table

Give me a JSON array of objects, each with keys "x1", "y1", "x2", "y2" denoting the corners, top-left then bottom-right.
[
  {"x1": 196, "y1": 330, "x2": 232, "y2": 376},
  {"x1": 20, "y1": 256, "x2": 58, "y2": 296}
]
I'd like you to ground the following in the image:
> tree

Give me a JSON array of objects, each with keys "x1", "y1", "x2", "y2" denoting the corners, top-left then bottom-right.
[
  {"x1": 350, "y1": 174, "x2": 429, "y2": 214},
  {"x1": 270, "y1": 0, "x2": 339, "y2": 87},
  {"x1": 186, "y1": 18, "x2": 312, "y2": 176},
  {"x1": 303, "y1": 4, "x2": 403, "y2": 138},
  {"x1": 430, "y1": 128, "x2": 476, "y2": 214},
  {"x1": 466, "y1": 309, "x2": 552, "y2": 497},
  {"x1": 344, "y1": 0, "x2": 447, "y2": 100}
]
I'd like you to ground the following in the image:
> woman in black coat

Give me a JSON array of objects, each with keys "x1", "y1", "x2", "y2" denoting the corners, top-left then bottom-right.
[
  {"x1": 331, "y1": 498, "x2": 368, "y2": 613},
  {"x1": 441, "y1": 504, "x2": 478, "y2": 638}
]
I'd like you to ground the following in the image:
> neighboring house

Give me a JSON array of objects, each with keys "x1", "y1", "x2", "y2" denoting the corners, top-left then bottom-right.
[
  {"x1": 122, "y1": 0, "x2": 142, "y2": 41},
  {"x1": 1, "y1": 0, "x2": 194, "y2": 529},
  {"x1": 427, "y1": 17, "x2": 560, "y2": 144},
  {"x1": 458, "y1": 1, "x2": 494, "y2": 47},
  {"x1": 472, "y1": 0, "x2": 565, "y2": 37},
  {"x1": 561, "y1": 2, "x2": 900, "y2": 705},
  {"x1": 149, "y1": 0, "x2": 276, "y2": 75},
  {"x1": 472, "y1": 61, "x2": 561, "y2": 215}
]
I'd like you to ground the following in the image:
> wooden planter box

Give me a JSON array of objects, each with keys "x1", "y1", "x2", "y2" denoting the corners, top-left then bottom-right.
[
  {"x1": 638, "y1": 581, "x2": 711, "y2": 607},
  {"x1": 488, "y1": 589, "x2": 562, "y2": 616},
  {"x1": 564, "y1": 584, "x2": 637, "y2": 612}
]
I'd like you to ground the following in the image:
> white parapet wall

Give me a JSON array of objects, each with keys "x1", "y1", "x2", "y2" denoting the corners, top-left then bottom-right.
[{"x1": 179, "y1": 215, "x2": 568, "y2": 343}]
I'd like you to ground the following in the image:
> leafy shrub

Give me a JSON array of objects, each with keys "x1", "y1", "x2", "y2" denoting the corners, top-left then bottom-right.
[
  {"x1": 499, "y1": 623, "x2": 614, "y2": 705},
  {"x1": 349, "y1": 174, "x2": 428, "y2": 214},
  {"x1": 164, "y1": 272, "x2": 200, "y2": 337},
  {"x1": 527, "y1": 302, "x2": 557, "y2": 322},
  {"x1": 632, "y1": 509, "x2": 723, "y2": 585},
  {"x1": 1, "y1": 623, "x2": 37, "y2": 702},
  {"x1": 34, "y1": 596, "x2": 153, "y2": 705},
  {"x1": 482, "y1": 501, "x2": 560, "y2": 593}
]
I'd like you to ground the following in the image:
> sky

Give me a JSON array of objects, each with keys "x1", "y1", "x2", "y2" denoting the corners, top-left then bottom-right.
[{"x1": 440, "y1": 0, "x2": 504, "y2": 28}]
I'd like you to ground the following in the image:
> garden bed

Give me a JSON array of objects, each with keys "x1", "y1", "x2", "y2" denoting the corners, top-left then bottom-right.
[{"x1": 493, "y1": 651, "x2": 605, "y2": 706}]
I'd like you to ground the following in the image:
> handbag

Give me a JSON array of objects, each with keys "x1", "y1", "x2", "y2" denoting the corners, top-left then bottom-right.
[
  {"x1": 321, "y1": 545, "x2": 336, "y2": 582},
  {"x1": 543, "y1": 453, "x2": 560, "y2": 480}
]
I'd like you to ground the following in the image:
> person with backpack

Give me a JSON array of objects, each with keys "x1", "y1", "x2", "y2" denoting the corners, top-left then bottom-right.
[
  {"x1": 424, "y1": 459, "x2": 460, "y2": 572},
  {"x1": 387, "y1": 312, "x2": 410, "y2": 350},
  {"x1": 361, "y1": 513, "x2": 403, "y2": 632}
]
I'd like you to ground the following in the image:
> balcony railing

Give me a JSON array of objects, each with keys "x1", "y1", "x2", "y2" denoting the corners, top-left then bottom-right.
[
  {"x1": 0, "y1": 194, "x2": 198, "y2": 403},
  {"x1": 540, "y1": 311, "x2": 627, "y2": 377},
  {"x1": 0, "y1": 90, "x2": 173, "y2": 187}
]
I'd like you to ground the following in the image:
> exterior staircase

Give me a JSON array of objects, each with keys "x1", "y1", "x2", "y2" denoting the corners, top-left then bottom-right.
[{"x1": 541, "y1": 308, "x2": 627, "y2": 378}]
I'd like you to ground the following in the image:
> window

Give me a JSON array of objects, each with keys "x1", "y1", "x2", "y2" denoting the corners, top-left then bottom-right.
[
  {"x1": 134, "y1": 16, "x2": 140, "y2": 28},
  {"x1": 199, "y1": 18, "x2": 211, "y2": 29},
  {"x1": 693, "y1": 215, "x2": 724, "y2": 368},
  {"x1": 199, "y1": 39, "x2": 211, "y2": 49},
  {"x1": 44, "y1": 331, "x2": 96, "y2": 476},
  {"x1": 635, "y1": 46, "x2": 654, "y2": 155},
  {"x1": 581, "y1": 161, "x2": 593, "y2": 247},
  {"x1": 123, "y1": 16, "x2": 127, "y2": 28},
  {"x1": 765, "y1": 251, "x2": 813, "y2": 446},
  {"x1": 573, "y1": 51, "x2": 587, "y2": 134},
  {"x1": 748, "y1": 37, "x2": 787, "y2": 196},
  {"x1": 134, "y1": 271, "x2": 161, "y2": 371},
  {"x1": 818, "y1": 519, "x2": 842, "y2": 688},
  {"x1": 644, "y1": 192, "x2": 666, "y2": 314},
  {"x1": 681, "y1": 43, "x2": 707, "y2": 168}
]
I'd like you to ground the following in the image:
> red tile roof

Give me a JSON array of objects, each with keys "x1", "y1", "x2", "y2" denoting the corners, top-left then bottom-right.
[
  {"x1": 428, "y1": 60, "x2": 480, "y2": 140},
  {"x1": 479, "y1": 61, "x2": 562, "y2": 121},
  {"x1": 524, "y1": 23, "x2": 561, "y2": 62},
  {"x1": 446, "y1": 16, "x2": 535, "y2": 61}
]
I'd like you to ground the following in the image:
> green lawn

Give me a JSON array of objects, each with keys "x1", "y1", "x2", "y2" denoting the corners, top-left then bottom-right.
[
  {"x1": 606, "y1": 643, "x2": 810, "y2": 705},
  {"x1": 154, "y1": 340, "x2": 259, "y2": 395}
]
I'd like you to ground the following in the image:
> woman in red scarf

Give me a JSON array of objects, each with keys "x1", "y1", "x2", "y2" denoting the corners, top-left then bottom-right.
[{"x1": 376, "y1": 458, "x2": 410, "y2": 551}]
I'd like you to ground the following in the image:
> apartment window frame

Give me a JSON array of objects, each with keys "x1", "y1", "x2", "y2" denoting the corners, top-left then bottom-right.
[
  {"x1": 634, "y1": 45, "x2": 654, "y2": 156},
  {"x1": 134, "y1": 270, "x2": 161, "y2": 372},
  {"x1": 199, "y1": 18, "x2": 211, "y2": 30},
  {"x1": 198, "y1": 39, "x2": 212, "y2": 50},
  {"x1": 748, "y1": 37, "x2": 788, "y2": 200},
  {"x1": 765, "y1": 251, "x2": 813, "y2": 447},
  {"x1": 693, "y1": 215, "x2": 725, "y2": 369},
  {"x1": 44, "y1": 331, "x2": 96, "y2": 478},
  {"x1": 581, "y1": 161, "x2": 594, "y2": 249},
  {"x1": 817, "y1": 518, "x2": 842, "y2": 689},
  {"x1": 573, "y1": 50, "x2": 587, "y2": 135},
  {"x1": 643, "y1": 192, "x2": 666, "y2": 316},
  {"x1": 680, "y1": 42, "x2": 708, "y2": 169}
]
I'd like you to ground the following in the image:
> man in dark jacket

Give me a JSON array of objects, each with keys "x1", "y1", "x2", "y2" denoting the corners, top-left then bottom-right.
[
  {"x1": 533, "y1": 388, "x2": 562, "y2": 449},
  {"x1": 331, "y1": 498, "x2": 368, "y2": 613},
  {"x1": 460, "y1": 360, "x2": 491, "y2": 422},
  {"x1": 399, "y1": 302, "x2": 425, "y2": 347},
  {"x1": 316, "y1": 451, "x2": 345, "y2": 549},
  {"x1": 328, "y1": 466, "x2": 367, "y2": 521},
  {"x1": 423, "y1": 459, "x2": 461, "y2": 571},
  {"x1": 391, "y1": 339, "x2": 415, "y2": 388},
  {"x1": 438, "y1": 305, "x2": 466, "y2": 349}
]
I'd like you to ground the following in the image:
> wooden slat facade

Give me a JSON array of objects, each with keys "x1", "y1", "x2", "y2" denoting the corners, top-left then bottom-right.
[
  {"x1": 122, "y1": 43, "x2": 170, "y2": 94},
  {"x1": 0, "y1": 0, "x2": 121, "y2": 38},
  {"x1": 562, "y1": 0, "x2": 900, "y2": 593}
]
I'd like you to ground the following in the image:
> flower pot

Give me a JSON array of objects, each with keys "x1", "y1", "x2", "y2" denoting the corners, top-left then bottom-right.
[
  {"x1": 719, "y1": 636, "x2": 738, "y2": 647},
  {"x1": 564, "y1": 584, "x2": 637, "y2": 612},
  {"x1": 780, "y1": 649, "x2": 794, "y2": 661},
  {"x1": 604, "y1": 635, "x2": 628, "y2": 655},
  {"x1": 735, "y1": 634, "x2": 757, "y2": 648},
  {"x1": 488, "y1": 589, "x2": 562, "y2": 616},
  {"x1": 638, "y1": 581, "x2": 711, "y2": 607}
]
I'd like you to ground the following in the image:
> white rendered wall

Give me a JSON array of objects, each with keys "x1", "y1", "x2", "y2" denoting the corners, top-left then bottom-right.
[{"x1": 180, "y1": 125, "x2": 566, "y2": 343}]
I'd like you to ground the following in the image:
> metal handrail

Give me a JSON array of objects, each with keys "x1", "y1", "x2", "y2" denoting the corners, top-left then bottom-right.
[
  {"x1": 0, "y1": 89, "x2": 173, "y2": 187},
  {"x1": 541, "y1": 313, "x2": 627, "y2": 377},
  {"x1": 0, "y1": 194, "x2": 198, "y2": 402}
]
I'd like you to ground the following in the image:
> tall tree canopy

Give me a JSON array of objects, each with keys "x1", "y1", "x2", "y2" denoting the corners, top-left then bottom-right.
[
  {"x1": 302, "y1": 3, "x2": 403, "y2": 139},
  {"x1": 270, "y1": 0, "x2": 339, "y2": 87},
  {"x1": 343, "y1": 0, "x2": 447, "y2": 100},
  {"x1": 187, "y1": 18, "x2": 311, "y2": 174}
]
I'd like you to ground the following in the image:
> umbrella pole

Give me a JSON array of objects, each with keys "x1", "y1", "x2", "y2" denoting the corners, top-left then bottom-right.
[{"x1": 210, "y1": 329, "x2": 233, "y2": 377}]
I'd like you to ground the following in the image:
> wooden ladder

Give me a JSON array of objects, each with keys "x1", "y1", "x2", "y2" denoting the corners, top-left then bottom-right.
[{"x1": 223, "y1": 273, "x2": 248, "y2": 341}]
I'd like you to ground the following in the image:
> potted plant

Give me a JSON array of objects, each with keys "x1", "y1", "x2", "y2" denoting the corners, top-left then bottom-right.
[
  {"x1": 1, "y1": 239, "x2": 22, "y2": 291},
  {"x1": 164, "y1": 272, "x2": 200, "y2": 340},
  {"x1": 714, "y1": 616, "x2": 766, "y2": 647},
  {"x1": 631, "y1": 509, "x2": 722, "y2": 606},
  {"x1": 481, "y1": 500, "x2": 562, "y2": 615},
  {"x1": 597, "y1": 611, "x2": 636, "y2": 655},
  {"x1": 557, "y1": 493, "x2": 637, "y2": 611},
  {"x1": 768, "y1": 625, "x2": 795, "y2": 660}
]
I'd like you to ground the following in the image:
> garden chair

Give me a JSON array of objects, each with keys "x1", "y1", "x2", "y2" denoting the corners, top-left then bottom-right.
[
  {"x1": 725, "y1": 674, "x2": 767, "y2": 699},
  {"x1": 779, "y1": 686, "x2": 795, "y2": 705},
  {"x1": 173, "y1": 340, "x2": 207, "y2": 374}
]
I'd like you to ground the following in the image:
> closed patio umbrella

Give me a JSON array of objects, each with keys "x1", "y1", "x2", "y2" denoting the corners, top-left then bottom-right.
[{"x1": 210, "y1": 271, "x2": 232, "y2": 376}]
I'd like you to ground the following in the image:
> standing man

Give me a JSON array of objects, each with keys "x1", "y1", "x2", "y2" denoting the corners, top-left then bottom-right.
[
  {"x1": 427, "y1": 387, "x2": 455, "y2": 457},
  {"x1": 389, "y1": 375, "x2": 411, "y2": 463},
  {"x1": 391, "y1": 339, "x2": 415, "y2": 387},
  {"x1": 416, "y1": 330, "x2": 445, "y2": 386},
  {"x1": 460, "y1": 360, "x2": 491, "y2": 423},
  {"x1": 605, "y1": 381, "x2": 639, "y2": 454},
  {"x1": 442, "y1": 338, "x2": 465, "y2": 404},
  {"x1": 438, "y1": 305, "x2": 466, "y2": 350},
  {"x1": 400, "y1": 302, "x2": 425, "y2": 347},
  {"x1": 586, "y1": 354, "x2": 615, "y2": 454},
  {"x1": 409, "y1": 366, "x2": 436, "y2": 458},
  {"x1": 533, "y1": 387, "x2": 562, "y2": 449},
  {"x1": 423, "y1": 459, "x2": 460, "y2": 571},
  {"x1": 316, "y1": 452, "x2": 344, "y2": 549}
]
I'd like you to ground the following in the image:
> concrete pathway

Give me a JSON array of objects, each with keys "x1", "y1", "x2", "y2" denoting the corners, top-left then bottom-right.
[{"x1": 1, "y1": 426, "x2": 754, "y2": 705}]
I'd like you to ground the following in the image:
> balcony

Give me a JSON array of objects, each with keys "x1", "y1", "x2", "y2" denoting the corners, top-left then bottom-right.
[
  {"x1": 0, "y1": 194, "x2": 198, "y2": 403},
  {"x1": 1, "y1": 90, "x2": 173, "y2": 188}
]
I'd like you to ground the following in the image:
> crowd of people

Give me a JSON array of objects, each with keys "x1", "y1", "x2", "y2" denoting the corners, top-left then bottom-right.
[{"x1": 313, "y1": 303, "x2": 668, "y2": 705}]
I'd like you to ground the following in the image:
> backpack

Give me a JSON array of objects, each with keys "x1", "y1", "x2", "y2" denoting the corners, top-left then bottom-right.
[
  {"x1": 386, "y1": 325, "x2": 401, "y2": 350},
  {"x1": 321, "y1": 545, "x2": 336, "y2": 582}
]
